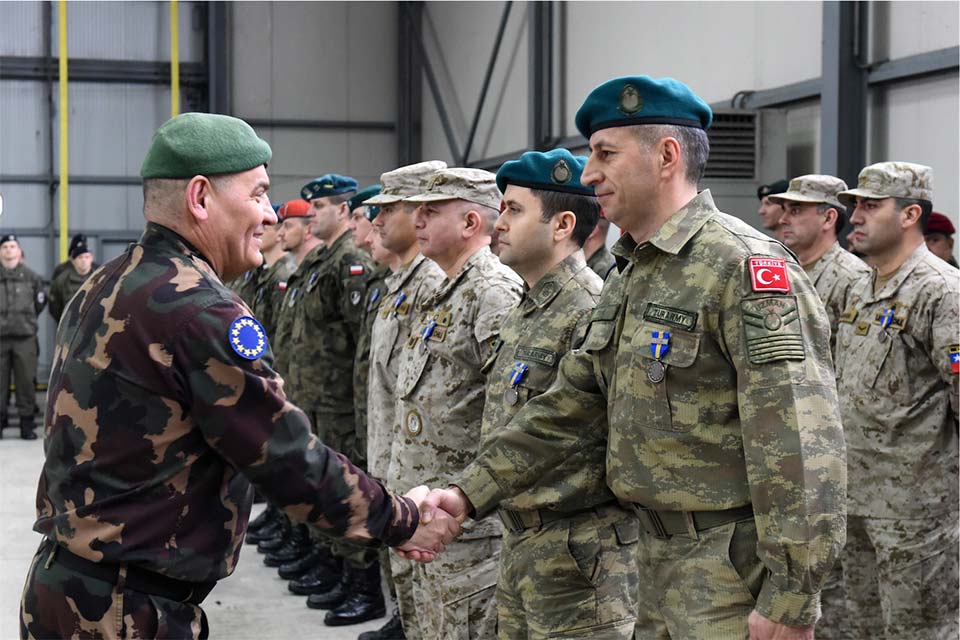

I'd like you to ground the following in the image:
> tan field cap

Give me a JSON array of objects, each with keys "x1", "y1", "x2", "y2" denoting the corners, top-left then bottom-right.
[
  {"x1": 837, "y1": 161, "x2": 933, "y2": 207},
  {"x1": 406, "y1": 167, "x2": 502, "y2": 211},
  {"x1": 366, "y1": 161, "x2": 449, "y2": 205},
  {"x1": 769, "y1": 174, "x2": 848, "y2": 209}
]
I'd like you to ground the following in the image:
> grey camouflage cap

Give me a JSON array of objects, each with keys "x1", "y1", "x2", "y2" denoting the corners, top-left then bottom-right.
[
  {"x1": 769, "y1": 174, "x2": 848, "y2": 209},
  {"x1": 406, "y1": 167, "x2": 502, "y2": 211},
  {"x1": 365, "y1": 160, "x2": 448, "y2": 205},
  {"x1": 837, "y1": 161, "x2": 933, "y2": 207}
]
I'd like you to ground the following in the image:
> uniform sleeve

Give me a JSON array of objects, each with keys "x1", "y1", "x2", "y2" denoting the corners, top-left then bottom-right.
[
  {"x1": 456, "y1": 344, "x2": 607, "y2": 518},
  {"x1": 339, "y1": 253, "x2": 374, "y2": 340},
  {"x1": 176, "y1": 299, "x2": 418, "y2": 547},
  {"x1": 720, "y1": 257, "x2": 846, "y2": 627},
  {"x1": 926, "y1": 272, "x2": 960, "y2": 422},
  {"x1": 474, "y1": 279, "x2": 522, "y2": 363}
]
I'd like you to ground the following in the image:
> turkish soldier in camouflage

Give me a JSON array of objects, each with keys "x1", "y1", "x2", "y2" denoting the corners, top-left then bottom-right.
[
  {"x1": 362, "y1": 161, "x2": 448, "y2": 640},
  {"x1": 584, "y1": 214, "x2": 616, "y2": 278},
  {"x1": 19, "y1": 112, "x2": 458, "y2": 640},
  {"x1": 430, "y1": 76, "x2": 846, "y2": 640},
  {"x1": 394, "y1": 168, "x2": 523, "y2": 639},
  {"x1": 483, "y1": 149, "x2": 638, "y2": 639},
  {"x1": 835, "y1": 162, "x2": 959, "y2": 639},
  {"x1": 48, "y1": 236, "x2": 95, "y2": 323},
  {"x1": 0, "y1": 233, "x2": 46, "y2": 440}
]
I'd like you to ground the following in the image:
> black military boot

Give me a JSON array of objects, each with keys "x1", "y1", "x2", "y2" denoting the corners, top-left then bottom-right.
[
  {"x1": 246, "y1": 516, "x2": 283, "y2": 544},
  {"x1": 247, "y1": 504, "x2": 277, "y2": 532},
  {"x1": 0, "y1": 412, "x2": 8, "y2": 439},
  {"x1": 306, "y1": 569, "x2": 349, "y2": 610},
  {"x1": 288, "y1": 555, "x2": 342, "y2": 595},
  {"x1": 264, "y1": 524, "x2": 311, "y2": 567},
  {"x1": 358, "y1": 609, "x2": 406, "y2": 640},
  {"x1": 323, "y1": 561, "x2": 386, "y2": 626},
  {"x1": 20, "y1": 415, "x2": 38, "y2": 440},
  {"x1": 278, "y1": 546, "x2": 324, "y2": 580},
  {"x1": 257, "y1": 519, "x2": 291, "y2": 553}
]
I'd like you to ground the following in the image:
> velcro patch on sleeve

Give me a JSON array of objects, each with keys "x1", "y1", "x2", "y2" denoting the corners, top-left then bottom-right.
[
  {"x1": 950, "y1": 345, "x2": 960, "y2": 374},
  {"x1": 741, "y1": 295, "x2": 805, "y2": 364},
  {"x1": 748, "y1": 257, "x2": 790, "y2": 293}
]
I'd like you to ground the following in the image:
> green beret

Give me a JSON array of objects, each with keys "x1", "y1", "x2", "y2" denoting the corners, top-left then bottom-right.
[
  {"x1": 348, "y1": 185, "x2": 382, "y2": 221},
  {"x1": 575, "y1": 75, "x2": 712, "y2": 139},
  {"x1": 301, "y1": 174, "x2": 358, "y2": 201},
  {"x1": 497, "y1": 148, "x2": 593, "y2": 196},
  {"x1": 140, "y1": 113, "x2": 272, "y2": 179}
]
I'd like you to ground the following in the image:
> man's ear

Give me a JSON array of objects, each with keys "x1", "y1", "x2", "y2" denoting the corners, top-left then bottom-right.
[
  {"x1": 553, "y1": 210, "x2": 577, "y2": 243},
  {"x1": 463, "y1": 209, "x2": 482, "y2": 238},
  {"x1": 900, "y1": 203, "x2": 922, "y2": 230},
  {"x1": 185, "y1": 175, "x2": 212, "y2": 222}
]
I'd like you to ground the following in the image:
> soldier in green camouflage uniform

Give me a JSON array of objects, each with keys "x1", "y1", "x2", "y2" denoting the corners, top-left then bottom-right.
[
  {"x1": 481, "y1": 149, "x2": 639, "y2": 639},
  {"x1": 585, "y1": 215, "x2": 616, "y2": 278},
  {"x1": 19, "y1": 113, "x2": 458, "y2": 640},
  {"x1": 361, "y1": 161, "x2": 448, "y2": 640},
  {"x1": 769, "y1": 175, "x2": 871, "y2": 360},
  {"x1": 0, "y1": 233, "x2": 46, "y2": 440},
  {"x1": 252, "y1": 202, "x2": 298, "y2": 340},
  {"x1": 835, "y1": 162, "x2": 959, "y2": 640},
  {"x1": 393, "y1": 168, "x2": 523, "y2": 639},
  {"x1": 48, "y1": 236, "x2": 95, "y2": 323},
  {"x1": 423, "y1": 76, "x2": 846, "y2": 640}
]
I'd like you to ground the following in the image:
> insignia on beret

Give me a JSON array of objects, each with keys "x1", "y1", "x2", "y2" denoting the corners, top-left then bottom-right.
[
  {"x1": 229, "y1": 316, "x2": 267, "y2": 360},
  {"x1": 619, "y1": 84, "x2": 643, "y2": 115},
  {"x1": 551, "y1": 159, "x2": 572, "y2": 185}
]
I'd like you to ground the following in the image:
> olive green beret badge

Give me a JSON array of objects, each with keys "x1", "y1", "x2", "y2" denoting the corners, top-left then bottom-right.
[
  {"x1": 619, "y1": 84, "x2": 643, "y2": 115},
  {"x1": 551, "y1": 159, "x2": 572, "y2": 185}
]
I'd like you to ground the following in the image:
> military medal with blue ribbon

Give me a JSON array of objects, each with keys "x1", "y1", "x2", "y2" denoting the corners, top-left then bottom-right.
[
  {"x1": 878, "y1": 308, "x2": 895, "y2": 340},
  {"x1": 504, "y1": 361, "x2": 528, "y2": 406},
  {"x1": 648, "y1": 330, "x2": 670, "y2": 383},
  {"x1": 420, "y1": 318, "x2": 438, "y2": 352},
  {"x1": 229, "y1": 316, "x2": 267, "y2": 360},
  {"x1": 392, "y1": 291, "x2": 407, "y2": 319}
]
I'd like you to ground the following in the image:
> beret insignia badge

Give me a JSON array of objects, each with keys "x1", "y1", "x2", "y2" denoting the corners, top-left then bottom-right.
[
  {"x1": 229, "y1": 315, "x2": 267, "y2": 360},
  {"x1": 551, "y1": 159, "x2": 572, "y2": 184},
  {"x1": 619, "y1": 84, "x2": 643, "y2": 115}
]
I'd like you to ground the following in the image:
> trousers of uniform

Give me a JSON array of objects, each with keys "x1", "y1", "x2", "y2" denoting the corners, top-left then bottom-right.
[
  {"x1": 410, "y1": 535, "x2": 500, "y2": 640},
  {"x1": 20, "y1": 540, "x2": 209, "y2": 640},
  {"x1": 390, "y1": 553, "x2": 422, "y2": 640},
  {"x1": 634, "y1": 518, "x2": 763, "y2": 640},
  {"x1": 843, "y1": 513, "x2": 959, "y2": 640},
  {"x1": 496, "y1": 504, "x2": 639, "y2": 639},
  {"x1": 0, "y1": 337, "x2": 37, "y2": 421}
]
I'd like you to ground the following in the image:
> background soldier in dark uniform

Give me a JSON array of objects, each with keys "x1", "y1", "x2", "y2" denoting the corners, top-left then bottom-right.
[{"x1": 48, "y1": 234, "x2": 95, "y2": 323}]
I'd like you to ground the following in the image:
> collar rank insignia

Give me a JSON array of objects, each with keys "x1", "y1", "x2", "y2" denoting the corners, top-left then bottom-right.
[
  {"x1": 648, "y1": 330, "x2": 670, "y2": 383},
  {"x1": 950, "y1": 346, "x2": 959, "y2": 374},
  {"x1": 229, "y1": 316, "x2": 267, "y2": 360}
]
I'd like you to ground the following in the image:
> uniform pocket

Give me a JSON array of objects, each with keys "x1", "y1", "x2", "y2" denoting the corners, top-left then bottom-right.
[{"x1": 629, "y1": 320, "x2": 702, "y2": 433}]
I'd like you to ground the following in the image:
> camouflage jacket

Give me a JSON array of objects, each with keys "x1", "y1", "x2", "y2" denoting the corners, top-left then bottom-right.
[
  {"x1": 253, "y1": 253, "x2": 296, "y2": 340},
  {"x1": 805, "y1": 241, "x2": 871, "y2": 356},
  {"x1": 367, "y1": 254, "x2": 444, "y2": 479},
  {"x1": 480, "y1": 251, "x2": 611, "y2": 514},
  {"x1": 0, "y1": 262, "x2": 46, "y2": 337},
  {"x1": 836, "y1": 243, "x2": 959, "y2": 519},
  {"x1": 273, "y1": 248, "x2": 317, "y2": 378},
  {"x1": 287, "y1": 232, "x2": 373, "y2": 413},
  {"x1": 49, "y1": 265, "x2": 92, "y2": 323},
  {"x1": 34, "y1": 223, "x2": 417, "y2": 583},
  {"x1": 391, "y1": 246, "x2": 522, "y2": 539},
  {"x1": 457, "y1": 191, "x2": 846, "y2": 626},
  {"x1": 353, "y1": 262, "x2": 392, "y2": 467},
  {"x1": 587, "y1": 244, "x2": 616, "y2": 279}
]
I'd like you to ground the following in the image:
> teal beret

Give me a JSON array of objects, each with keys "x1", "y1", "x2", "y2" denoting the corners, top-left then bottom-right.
[
  {"x1": 496, "y1": 148, "x2": 593, "y2": 196},
  {"x1": 348, "y1": 185, "x2": 382, "y2": 221},
  {"x1": 140, "y1": 112, "x2": 272, "y2": 179},
  {"x1": 575, "y1": 75, "x2": 712, "y2": 139},
  {"x1": 301, "y1": 174, "x2": 358, "y2": 201}
]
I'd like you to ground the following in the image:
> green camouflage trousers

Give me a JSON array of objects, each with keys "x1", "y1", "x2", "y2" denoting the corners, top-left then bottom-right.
[
  {"x1": 390, "y1": 554, "x2": 422, "y2": 640},
  {"x1": 496, "y1": 505, "x2": 639, "y2": 639},
  {"x1": 634, "y1": 519, "x2": 763, "y2": 640},
  {"x1": 843, "y1": 513, "x2": 959, "y2": 640},
  {"x1": 20, "y1": 540, "x2": 209, "y2": 639},
  {"x1": 411, "y1": 535, "x2": 500, "y2": 640}
]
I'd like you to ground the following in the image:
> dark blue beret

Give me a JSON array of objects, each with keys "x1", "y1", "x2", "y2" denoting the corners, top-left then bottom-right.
[
  {"x1": 272, "y1": 202, "x2": 283, "y2": 213},
  {"x1": 496, "y1": 148, "x2": 593, "y2": 196},
  {"x1": 575, "y1": 75, "x2": 712, "y2": 139},
  {"x1": 300, "y1": 174, "x2": 359, "y2": 201}
]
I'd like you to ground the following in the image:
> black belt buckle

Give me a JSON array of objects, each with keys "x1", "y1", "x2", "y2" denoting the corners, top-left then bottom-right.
[{"x1": 636, "y1": 505, "x2": 669, "y2": 539}]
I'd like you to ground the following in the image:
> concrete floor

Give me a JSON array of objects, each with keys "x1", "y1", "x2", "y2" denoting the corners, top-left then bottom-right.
[{"x1": 0, "y1": 416, "x2": 390, "y2": 639}]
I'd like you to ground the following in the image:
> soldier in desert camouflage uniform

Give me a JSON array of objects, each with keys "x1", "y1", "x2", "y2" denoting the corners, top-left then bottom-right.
[
  {"x1": 835, "y1": 162, "x2": 959, "y2": 640},
  {"x1": 392, "y1": 168, "x2": 523, "y2": 639},
  {"x1": 481, "y1": 148, "x2": 638, "y2": 639},
  {"x1": 19, "y1": 113, "x2": 458, "y2": 640},
  {"x1": 422, "y1": 76, "x2": 846, "y2": 640}
]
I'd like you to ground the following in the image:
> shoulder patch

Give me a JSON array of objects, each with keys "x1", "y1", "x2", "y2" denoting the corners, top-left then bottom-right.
[
  {"x1": 229, "y1": 316, "x2": 268, "y2": 360},
  {"x1": 950, "y1": 345, "x2": 959, "y2": 374},
  {"x1": 741, "y1": 295, "x2": 804, "y2": 364},
  {"x1": 349, "y1": 265, "x2": 365, "y2": 276},
  {"x1": 748, "y1": 257, "x2": 790, "y2": 293}
]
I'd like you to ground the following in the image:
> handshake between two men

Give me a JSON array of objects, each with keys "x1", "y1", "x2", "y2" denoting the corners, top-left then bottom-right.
[{"x1": 397, "y1": 486, "x2": 472, "y2": 562}]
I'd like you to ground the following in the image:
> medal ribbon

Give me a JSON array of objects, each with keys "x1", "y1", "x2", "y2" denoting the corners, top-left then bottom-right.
[
  {"x1": 880, "y1": 308, "x2": 894, "y2": 329},
  {"x1": 421, "y1": 319, "x2": 438, "y2": 343},
  {"x1": 650, "y1": 330, "x2": 671, "y2": 360},
  {"x1": 510, "y1": 362, "x2": 528, "y2": 387}
]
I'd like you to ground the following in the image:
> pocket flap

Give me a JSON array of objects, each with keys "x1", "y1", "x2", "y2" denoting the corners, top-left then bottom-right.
[
  {"x1": 581, "y1": 320, "x2": 616, "y2": 352},
  {"x1": 636, "y1": 320, "x2": 701, "y2": 368}
]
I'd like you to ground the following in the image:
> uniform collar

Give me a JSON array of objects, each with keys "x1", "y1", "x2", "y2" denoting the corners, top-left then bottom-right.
[
  {"x1": 611, "y1": 190, "x2": 717, "y2": 267},
  {"x1": 141, "y1": 222, "x2": 216, "y2": 271},
  {"x1": 386, "y1": 253, "x2": 428, "y2": 293},
  {"x1": 804, "y1": 241, "x2": 843, "y2": 283},
  {"x1": 520, "y1": 251, "x2": 587, "y2": 314},
  {"x1": 422, "y1": 245, "x2": 490, "y2": 307},
  {"x1": 864, "y1": 242, "x2": 930, "y2": 303}
]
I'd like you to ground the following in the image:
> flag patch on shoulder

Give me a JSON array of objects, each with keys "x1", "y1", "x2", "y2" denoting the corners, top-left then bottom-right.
[
  {"x1": 349, "y1": 265, "x2": 364, "y2": 276},
  {"x1": 748, "y1": 257, "x2": 790, "y2": 293}
]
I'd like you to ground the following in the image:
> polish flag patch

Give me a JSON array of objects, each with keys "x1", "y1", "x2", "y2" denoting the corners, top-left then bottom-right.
[
  {"x1": 748, "y1": 257, "x2": 790, "y2": 293},
  {"x1": 278, "y1": 281, "x2": 287, "y2": 291},
  {"x1": 349, "y1": 265, "x2": 365, "y2": 276}
]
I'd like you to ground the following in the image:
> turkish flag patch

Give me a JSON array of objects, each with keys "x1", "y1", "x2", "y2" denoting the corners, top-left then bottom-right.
[{"x1": 748, "y1": 257, "x2": 790, "y2": 293}]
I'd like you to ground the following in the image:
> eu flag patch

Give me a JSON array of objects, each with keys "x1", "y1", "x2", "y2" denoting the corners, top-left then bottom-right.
[{"x1": 229, "y1": 316, "x2": 267, "y2": 360}]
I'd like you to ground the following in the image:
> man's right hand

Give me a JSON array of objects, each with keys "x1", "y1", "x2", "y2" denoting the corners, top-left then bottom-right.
[
  {"x1": 395, "y1": 486, "x2": 472, "y2": 563},
  {"x1": 395, "y1": 485, "x2": 464, "y2": 562},
  {"x1": 419, "y1": 486, "x2": 472, "y2": 524}
]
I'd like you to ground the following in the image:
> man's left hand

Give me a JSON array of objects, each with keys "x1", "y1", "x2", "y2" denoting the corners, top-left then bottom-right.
[{"x1": 748, "y1": 611, "x2": 814, "y2": 640}]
